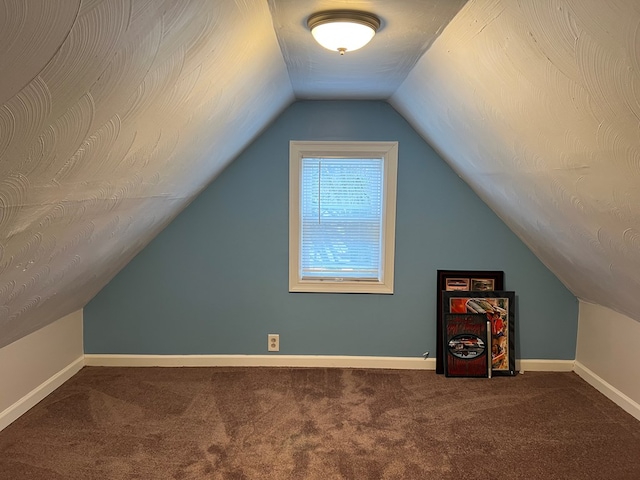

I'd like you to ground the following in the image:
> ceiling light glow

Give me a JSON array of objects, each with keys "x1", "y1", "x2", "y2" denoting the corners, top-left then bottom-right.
[{"x1": 307, "y1": 11, "x2": 380, "y2": 55}]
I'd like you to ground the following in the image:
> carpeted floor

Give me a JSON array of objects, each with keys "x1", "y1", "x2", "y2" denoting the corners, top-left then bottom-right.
[{"x1": 1, "y1": 367, "x2": 639, "y2": 479}]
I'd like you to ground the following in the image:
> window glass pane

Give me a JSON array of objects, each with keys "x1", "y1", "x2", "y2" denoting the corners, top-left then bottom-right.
[{"x1": 300, "y1": 157, "x2": 383, "y2": 280}]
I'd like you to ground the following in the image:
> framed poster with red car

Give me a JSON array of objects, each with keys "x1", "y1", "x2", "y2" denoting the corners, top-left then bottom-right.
[
  {"x1": 436, "y1": 270, "x2": 504, "y2": 374},
  {"x1": 443, "y1": 313, "x2": 491, "y2": 377},
  {"x1": 442, "y1": 290, "x2": 516, "y2": 376}
]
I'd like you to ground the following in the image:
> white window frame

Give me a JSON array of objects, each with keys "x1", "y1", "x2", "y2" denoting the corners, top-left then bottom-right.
[{"x1": 289, "y1": 141, "x2": 398, "y2": 294}]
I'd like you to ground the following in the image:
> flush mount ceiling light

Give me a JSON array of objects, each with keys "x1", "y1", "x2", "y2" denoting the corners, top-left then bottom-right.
[{"x1": 307, "y1": 10, "x2": 380, "y2": 55}]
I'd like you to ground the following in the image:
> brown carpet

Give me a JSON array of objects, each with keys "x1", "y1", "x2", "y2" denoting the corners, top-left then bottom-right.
[{"x1": 1, "y1": 367, "x2": 639, "y2": 479}]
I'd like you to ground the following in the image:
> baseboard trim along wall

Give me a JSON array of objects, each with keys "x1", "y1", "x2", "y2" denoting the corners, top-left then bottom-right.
[
  {"x1": 85, "y1": 354, "x2": 435, "y2": 369},
  {"x1": 574, "y1": 361, "x2": 640, "y2": 422},
  {"x1": 0, "y1": 356, "x2": 84, "y2": 432},
  {"x1": 84, "y1": 354, "x2": 575, "y2": 372},
  {"x1": 515, "y1": 359, "x2": 574, "y2": 372},
  {"x1": 0, "y1": 309, "x2": 84, "y2": 432}
]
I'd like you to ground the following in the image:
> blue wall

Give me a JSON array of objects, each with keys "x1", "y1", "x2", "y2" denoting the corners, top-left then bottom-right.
[{"x1": 84, "y1": 101, "x2": 578, "y2": 358}]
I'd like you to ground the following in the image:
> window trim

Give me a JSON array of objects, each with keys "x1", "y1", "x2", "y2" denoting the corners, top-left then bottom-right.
[{"x1": 289, "y1": 141, "x2": 398, "y2": 294}]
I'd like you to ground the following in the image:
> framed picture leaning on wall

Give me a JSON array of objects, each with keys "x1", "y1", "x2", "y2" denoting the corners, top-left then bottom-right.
[
  {"x1": 443, "y1": 313, "x2": 491, "y2": 378},
  {"x1": 436, "y1": 270, "x2": 504, "y2": 374},
  {"x1": 442, "y1": 290, "x2": 516, "y2": 376}
]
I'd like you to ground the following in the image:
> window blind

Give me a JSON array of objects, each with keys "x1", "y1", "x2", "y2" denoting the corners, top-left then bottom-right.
[{"x1": 300, "y1": 157, "x2": 384, "y2": 280}]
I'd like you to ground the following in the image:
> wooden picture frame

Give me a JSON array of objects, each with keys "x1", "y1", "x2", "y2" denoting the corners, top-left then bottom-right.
[
  {"x1": 436, "y1": 270, "x2": 504, "y2": 374},
  {"x1": 442, "y1": 290, "x2": 516, "y2": 376}
]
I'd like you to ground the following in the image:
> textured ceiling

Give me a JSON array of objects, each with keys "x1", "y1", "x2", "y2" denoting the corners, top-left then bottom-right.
[
  {"x1": 268, "y1": 0, "x2": 467, "y2": 99},
  {"x1": 0, "y1": 0, "x2": 293, "y2": 347},
  {"x1": 391, "y1": 0, "x2": 640, "y2": 322},
  {"x1": 1, "y1": 0, "x2": 639, "y2": 349}
]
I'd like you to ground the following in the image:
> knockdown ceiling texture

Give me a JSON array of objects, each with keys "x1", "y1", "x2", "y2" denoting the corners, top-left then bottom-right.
[{"x1": 1, "y1": 0, "x2": 639, "y2": 348}]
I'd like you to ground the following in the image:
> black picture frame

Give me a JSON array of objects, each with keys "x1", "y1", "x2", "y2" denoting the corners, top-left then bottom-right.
[
  {"x1": 442, "y1": 290, "x2": 516, "y2": 376},
  {"x1": 436, "y1": 270, "x2": 504, "y2": 374}
]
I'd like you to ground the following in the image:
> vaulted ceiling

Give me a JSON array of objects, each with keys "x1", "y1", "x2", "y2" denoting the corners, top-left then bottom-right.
[{"x1": 1, "y1": 0, "x2": 638, "y2": 348}]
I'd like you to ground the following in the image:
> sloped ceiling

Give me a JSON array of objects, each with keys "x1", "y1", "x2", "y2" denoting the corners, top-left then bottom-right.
[
  {"x1": 391, "y1": 0, "x2": 640, "y2": 321},
  {"x1": 1, "y1": 0, "x2": 639, "y2": 349},
  {"x1": 0, "y1": 0, "x2": 293, "y2": 347}
]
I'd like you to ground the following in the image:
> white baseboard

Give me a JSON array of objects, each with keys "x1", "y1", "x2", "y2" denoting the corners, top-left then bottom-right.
[
  {"x1": 84, "y1": 354, "x2": 575, "y2": 372},
  {"x1": 517, "y1": 359, "x2": 574, "y2": 372},
  {"x1": 0, "y1": 356, "x2": 84, "y2": 432},
  {"x1": 84, "y1": 354, "x2": 436, "y2": 369},
  {"x1": 574, "y1": 361, "x2": 640, "y2": 421}
]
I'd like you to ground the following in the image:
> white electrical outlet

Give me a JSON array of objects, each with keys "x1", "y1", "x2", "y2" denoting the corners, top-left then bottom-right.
[{"x1": 268, "y1": 334, "x2": 279, "y2": 352}]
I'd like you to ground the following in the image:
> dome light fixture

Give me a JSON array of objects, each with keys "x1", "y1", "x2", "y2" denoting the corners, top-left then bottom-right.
[{"x1": 307, "y1": 10, "x2": 380, "y2": 55}]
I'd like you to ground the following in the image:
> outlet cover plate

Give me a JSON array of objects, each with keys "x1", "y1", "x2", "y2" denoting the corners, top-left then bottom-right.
[{"x1": 268, "y1": 334, "x2": 279, "y2": 352}]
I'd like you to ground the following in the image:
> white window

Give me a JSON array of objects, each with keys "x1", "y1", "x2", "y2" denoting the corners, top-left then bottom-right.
[{"x1": 289, "y1": 141, "x2": 398, "y2": 294}]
